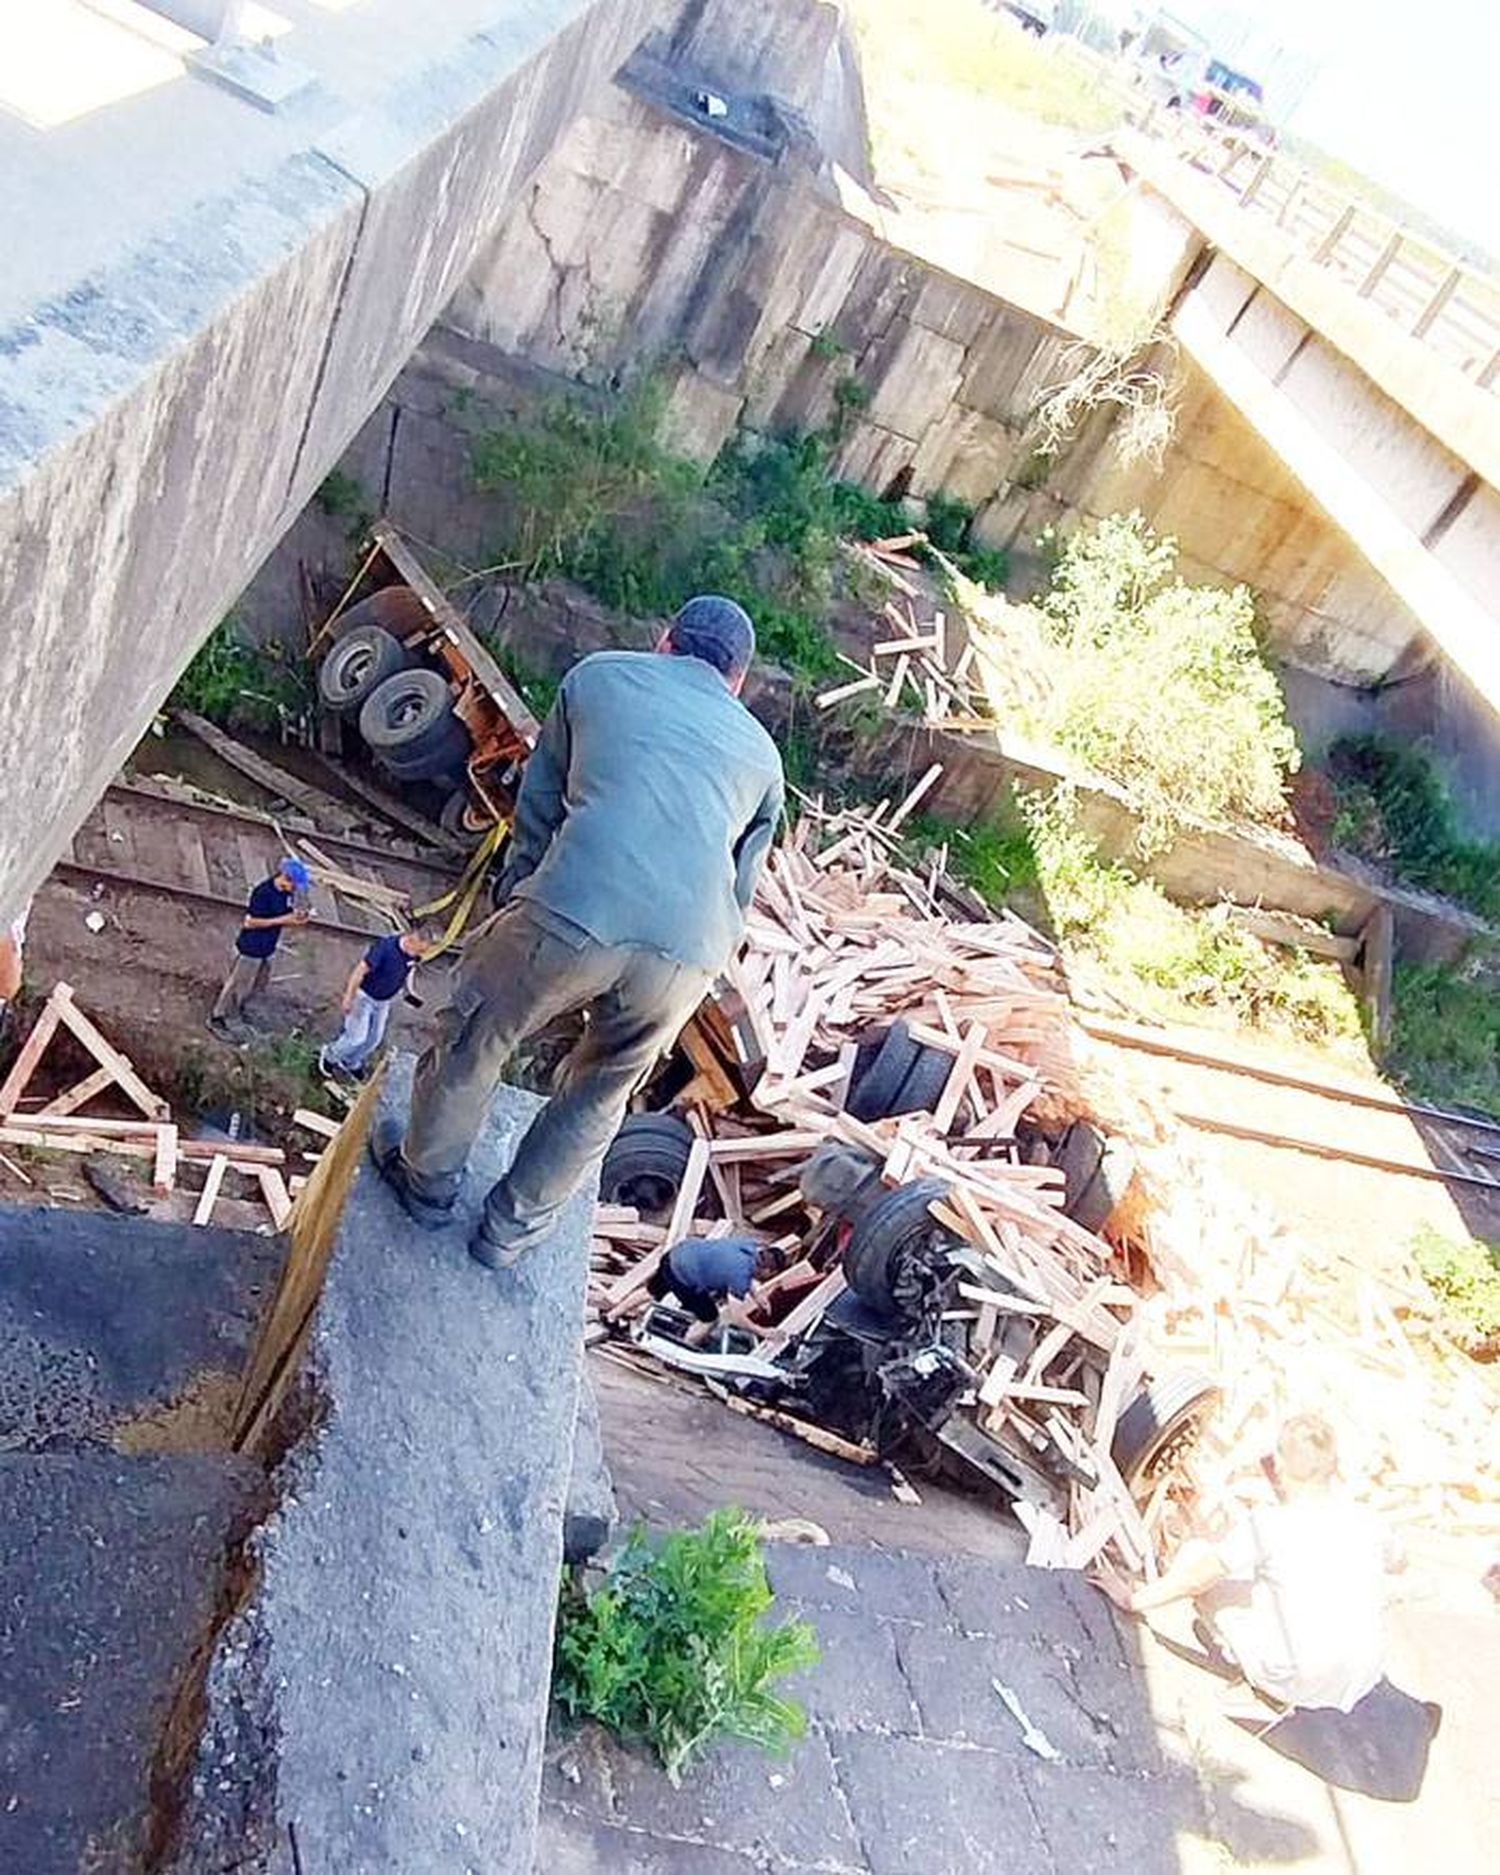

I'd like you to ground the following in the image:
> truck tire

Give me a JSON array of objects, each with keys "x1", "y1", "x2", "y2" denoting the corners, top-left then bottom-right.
[
  {"x1": 439, "y1": 788, "x2": 489, "y2": 848},
  {"x1": 359, "y1": 668, "x2": 463, "y2": 763},
  {"x1": 842, "y1": 1177, "x2": 955, "y2": 1317},
  {"x1": 1111, "y1": 1371, "x2": 1219, "y2": 1491},
  {"x1": 600, "y1": 1113, "x2": 696, "y2": 1215},
  {"x1": 319, "y1": 625, "x2": 409, "y2": 715},
  {"x1": 848, "y1": 1020, "x2": 954, "y2": 1123},
  {"x1": 325, "y1": 585, "x2": 430, "y2": 645},
  {"x1": 1057, "y1": 1121, "x2": 1136, "y2": 1233},
  {"x1": 375, "y1": 719, "x2": 472, "y2": 782}
]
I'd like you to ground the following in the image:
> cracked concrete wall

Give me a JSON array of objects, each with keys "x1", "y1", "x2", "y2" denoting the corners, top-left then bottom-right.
[{"x1": 0, "y1": 0, "x2": 674, "y2": 924}]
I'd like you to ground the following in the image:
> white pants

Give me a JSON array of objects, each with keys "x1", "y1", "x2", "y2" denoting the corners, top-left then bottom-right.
[{"x1": 324, "y1": 989, "x2": 393, "y2": 1071}]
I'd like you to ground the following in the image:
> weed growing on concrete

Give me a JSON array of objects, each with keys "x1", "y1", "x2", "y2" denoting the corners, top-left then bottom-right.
[
  {"x1": 169, "y1": 619, "x2": 313, "y2": 736},
  {"x1": 552, "y1": 1508, "x2": 819, "y2": 1783},
  {"x1": 1328, "y1": 736, "x2": 1500, "y2": 922},
  {"x1": 314, "y1": 469, "x2": 374, "y2": 539},
  {"x1": 1410, "y1": 1224, "x2": 1500, "y2": 1357}
]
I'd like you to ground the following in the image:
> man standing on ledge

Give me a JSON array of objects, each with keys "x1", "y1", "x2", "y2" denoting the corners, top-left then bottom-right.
[{"x1": 371, "y1": 596, "x2": 784, "y2": 1269}]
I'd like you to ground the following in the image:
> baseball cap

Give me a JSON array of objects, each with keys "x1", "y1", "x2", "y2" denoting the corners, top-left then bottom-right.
[
  {"x1": 669, "y1": 595, "x2": 755, "y2": 678},
  {"x1": 281, "y1": 857, "x2": 312, "y2": 891}
]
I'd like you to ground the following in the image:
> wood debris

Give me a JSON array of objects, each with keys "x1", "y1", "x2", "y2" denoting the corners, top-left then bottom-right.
[
  {"x1": 0, "y1": 981, "x2": 300, "y2": 1231},
  {"x1": 588, "y1": 801, "x2": 1500, "y2": 1578}
]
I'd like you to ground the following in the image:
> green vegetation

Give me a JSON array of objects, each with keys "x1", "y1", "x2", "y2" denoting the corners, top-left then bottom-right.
[
  {"x1": 1410, "y1": 1225, "x2": 1500, "y2": 1355},
  {"x1": 1387, "y1": 955, "x2": 1500, "y2": 1117},
  {"x1": 315, "y1": 469, "x2": 372, "y2": 525},
  {"x1": 169, "y1": 619, "x2": 312, "y2": 734},
  {"x1": 553, "y1": 1509, "x2": 818, "y2": 1783},
  {"x1": 469, "y1": 376, "x2": 1007, "y2": 693},
  {"x1": 491, "y1": 642, "x2": 562, "y2": 722},
  {"x1": 1033, "y1": 514, "x2": 1298, "y2": 854},
  {"x1": 1328, "y1": 735, "x2": 1500, "y2": 922},
  {"x1": 908, "y1": 789, "x2": 1362, "y2": 1050}
]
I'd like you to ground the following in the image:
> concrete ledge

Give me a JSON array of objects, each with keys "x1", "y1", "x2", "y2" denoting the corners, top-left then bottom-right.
[{"x1": 193, "y1": 1057, "x2": 592, "y2": 1872}]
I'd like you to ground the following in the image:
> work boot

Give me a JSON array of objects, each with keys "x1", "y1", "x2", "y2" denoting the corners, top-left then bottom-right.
[
  {"x1": 468, "y1": 1227, "x2": 528, "y2": 1273},
  {"x1": 368, "y1": 1118, "x2": 457, "y2": 1231}
]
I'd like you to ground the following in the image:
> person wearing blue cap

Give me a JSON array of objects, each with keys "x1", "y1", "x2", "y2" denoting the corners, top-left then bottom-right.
[
  {"x1": 210, "y1": 857, "x2": 311, "y2": 1037},
  {"x1": 371, "y1": 595, "x2": 785, "y2": 1269}
]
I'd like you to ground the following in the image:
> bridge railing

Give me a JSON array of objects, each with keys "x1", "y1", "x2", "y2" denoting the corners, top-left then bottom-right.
[{"x1": 1130, "y1": 101, "x2": 1500, "y2": 396}]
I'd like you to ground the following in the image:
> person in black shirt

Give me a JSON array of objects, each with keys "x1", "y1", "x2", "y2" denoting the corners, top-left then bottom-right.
[
  {"x1": 320, "y1": 928, "x2": 429, "y2": 1079},
  {"x1": 210, "y1": 858, "x2": 312, "y2": 1037}
]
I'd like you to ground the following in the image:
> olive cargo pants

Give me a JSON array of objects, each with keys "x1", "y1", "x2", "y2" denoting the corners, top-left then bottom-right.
[{"x1": 400, "y1": 900, "x2": 710, "y2": 1254}]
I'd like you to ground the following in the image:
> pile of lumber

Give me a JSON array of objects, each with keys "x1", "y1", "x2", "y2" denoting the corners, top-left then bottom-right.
[
  {"x1": 818, "y1": 537, "x2": 1030, "y2": 737},
  {"x1": 590, "y1": 792, "x2": 1500, "y2": 1576},
  {"x1": 0, "y1": 980, "x2": 302, "y2": 1230},
  {"x1": 1090, "y1": 1059, "x2": 1500, "y2": 1556},
  {"x1": 589, "y1": 793, "x2": 1172, "y2": 1576}
]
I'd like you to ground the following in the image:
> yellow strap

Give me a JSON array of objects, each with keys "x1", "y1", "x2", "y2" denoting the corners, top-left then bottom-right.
[{"x1": 415, "y1": 818, "x2": 508, "y2": 952}]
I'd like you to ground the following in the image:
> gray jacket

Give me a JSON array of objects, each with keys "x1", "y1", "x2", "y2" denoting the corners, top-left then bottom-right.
[{"x1": 500, "y1": 650, "x2": 784, "y2": 972}]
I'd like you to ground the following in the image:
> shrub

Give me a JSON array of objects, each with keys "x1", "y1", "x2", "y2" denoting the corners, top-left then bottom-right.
[
  {"x1": 1017, "y1": 788, "x2": 1360, "y2": 1046},
  {"x1": 1410, "y1": 1225, "x2": 1500, "y2": 1355},
  {"x1": 1327, "y1": 735, "x2": 1500, "y2": 922},
  {"x1": 171, "y1": 619, "x2": 311, "y2": 733},
  {"x1": 552, "y1": 1509, "x2": 819, "y2": 1783},
  {"x1": 1039, "y1": 514, "x2": 1299, "y2": 853}
]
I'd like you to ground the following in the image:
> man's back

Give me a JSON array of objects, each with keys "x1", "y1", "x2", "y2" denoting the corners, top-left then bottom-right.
[
  {"x1": 506, "y1": 650, "x2": 784, "y2": 971},
  {"x1": 1210, "y1": 1494, "x2": 1387, "y2": 1711}
]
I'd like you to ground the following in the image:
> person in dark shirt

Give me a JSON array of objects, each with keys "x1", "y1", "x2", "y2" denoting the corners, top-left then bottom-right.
[
  {"x1": 320, "y1": 928, "x2": 429, "y2": 1079},
  {"x1": 210, "y1": 859, "x2": 311, "y2": 1036},
  {"x1": 370, "y1": 596, "x2": 784, "y2": 1270},
  {"x1": 645, "y1": 1234, "x2": 777, "y2": 1342}
]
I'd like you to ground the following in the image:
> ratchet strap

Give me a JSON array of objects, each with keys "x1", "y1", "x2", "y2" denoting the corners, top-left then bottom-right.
[{"x1": 414, "y1": 817, "x2": 508, "y2": 951}]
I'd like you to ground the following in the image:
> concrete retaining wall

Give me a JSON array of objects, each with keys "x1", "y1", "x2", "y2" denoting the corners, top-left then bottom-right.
[
  {"x1": 0, "y1": 0, "x2": 673, "y2": 925},
  {"x1": 448, "y1": 55, "x2": 1500, "y2": 828}
]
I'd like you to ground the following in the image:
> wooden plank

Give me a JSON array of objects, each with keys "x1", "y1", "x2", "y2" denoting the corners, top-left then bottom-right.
[
  {"x1": 233, "y1": 1068, "x2": 386, "y2": 1451},
  {"x1": 706, "y1": 1130, "x2": 825, "y2": 1163},
  {"x1": 51, "y1": 987, "x2": 170, "y2": 1120},
  {"x1": 931, "y1": 1021, "x2": 987, "y2": 1134},
  {"x1": 293, "y1": 1108, "x2": 343, "y2": 1141},
  {"x1": 0, "y1": 992, "x2": 65, "y2": 1117},
  {"x1": 662, "y1": 1136, "x2": 710, "y2": 1251},
  {"x1": 887, "y1": 763, "x2": 943, "y2": 832},
  {"x1": 1224, "y1": 904, "x2": 1360, "y2": 963},
  {"x1": 153, "y1": 1124, "x2": 178, "y2": 1195},
  {"x1": 38, "y1": 1064, "x2": 116, "y2": 1118},
  {"x1": 173, "y1": 710, "x2": 362, "y2": 830},
  {"x1": 815, "y1": 674, "x2": 880, "y2": 710},
  {"x1": 256, "y1": 1165, "x2": 294, "y2": 1230},
  {"x1": 715, "y1": 1394, "x2": 877, "y2": 1465},
  {"x1": 194, "y1": 1154, "x2": 230, "y2": 1226},
  {"x1": 0, "y1": 1125, "x2": 153, "y2": 1159},
  {"x1": 759, "y1": 1267, "x2": 846, "y2": 1359},
  {"x1": 1361, "y1": 903, "x2": 1395, "y2": 1054}
]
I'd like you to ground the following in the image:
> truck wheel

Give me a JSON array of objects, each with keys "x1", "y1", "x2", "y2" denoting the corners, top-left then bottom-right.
[
  {"x1": 842, "y1": 1178, "x2": 955, "y2": 1317},
  {"x1": 1057, "y1": 1121, "x2": 1136, "y2": 1233},
  {"x1": 848, "y1": 1020, "x2": 953, "y2": 1122},
  {"x1": 600, "y1": 1113, "x2": 696, "y2": 1215},
  {"x1": 359, "y1": 668, "x2": 463, "y2": 762},
  {"x1": 375, "y1": 717, "x2": 472, "y2": 782},
  {"x1": 439, "y1": 789, "x2": 488, "y2": 848},
  {"x1": 319, "y1": 625, "x2": 409, "y2": 715},
  {"x1": 1111, "y1": 1371, "x2": 1219, "y2": 1491}
]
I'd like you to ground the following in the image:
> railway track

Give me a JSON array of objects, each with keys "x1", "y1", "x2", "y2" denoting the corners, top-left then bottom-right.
[{"x1": 56, "y1": 778, "x2": 461, "y2": 939}]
